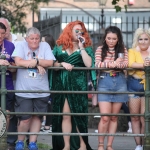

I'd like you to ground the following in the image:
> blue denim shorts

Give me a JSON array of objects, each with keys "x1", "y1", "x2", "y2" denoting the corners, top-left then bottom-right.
[
  {"x1": 127, "y1": 75, "x2": 144, "y2": 98},
  {"x1": 97, "y1": 72, "x2": 128, "y2": 102}
]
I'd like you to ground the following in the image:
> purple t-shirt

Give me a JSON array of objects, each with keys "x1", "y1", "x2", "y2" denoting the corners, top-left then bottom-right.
[{"x1": 0, "y1": 39, "x2": 15, "y2": 90}]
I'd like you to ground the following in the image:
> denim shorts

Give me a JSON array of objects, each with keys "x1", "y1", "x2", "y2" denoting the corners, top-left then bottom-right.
[
  {"x1": 127, "y1": 75, "x2": 144, "y2": 98},
  {"x1": 97, "y1": 72, "x2": 128, "y2": 102}
]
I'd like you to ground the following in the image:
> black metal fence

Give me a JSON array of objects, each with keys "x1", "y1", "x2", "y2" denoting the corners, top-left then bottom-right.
[{"x1": 36, "y1": 11, "x2": 150, "y2": 51}]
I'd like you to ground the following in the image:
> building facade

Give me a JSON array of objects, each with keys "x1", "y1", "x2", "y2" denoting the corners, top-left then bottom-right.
[{"x1": 31, "y1": 0, "x2": 150, "y2": 48}]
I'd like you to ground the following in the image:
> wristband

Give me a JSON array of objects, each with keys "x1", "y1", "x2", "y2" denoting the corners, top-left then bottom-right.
[
  {"x1": 60, "y1": 63, "x2": 62, "y2": 67},
  {"x1": 35, "y1": 58, "x2": 39, "y2": 66}
]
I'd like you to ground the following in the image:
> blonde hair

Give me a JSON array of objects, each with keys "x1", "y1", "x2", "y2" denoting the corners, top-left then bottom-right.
[{"x1": 132, "y1": 28, "x2": 150, "y2": 48}]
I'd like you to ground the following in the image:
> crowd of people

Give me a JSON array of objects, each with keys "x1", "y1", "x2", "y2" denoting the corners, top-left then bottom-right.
[{"x1": 0, "y1": 17, "x2": 149, "y2": 150}]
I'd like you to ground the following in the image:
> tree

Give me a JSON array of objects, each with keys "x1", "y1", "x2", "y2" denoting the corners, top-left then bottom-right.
[
  {"x1": 0, "y1": 0, "x2": 126, "y2": 33},
  {"x1": 0, "y1": 0, "x2": 49, "y2": 33},
  {"x1": 112, "y1": 0, "x2": 127, "y2": 12}
]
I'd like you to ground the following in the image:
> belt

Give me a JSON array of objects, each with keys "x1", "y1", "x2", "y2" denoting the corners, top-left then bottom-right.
[{"x1": 101, "y1": 72, "x2": 122, "y2": 77}]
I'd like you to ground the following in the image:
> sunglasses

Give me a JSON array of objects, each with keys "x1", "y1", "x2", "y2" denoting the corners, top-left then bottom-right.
[{"x1": 75, "y1": 29, "x2": 84, "y2": 34}]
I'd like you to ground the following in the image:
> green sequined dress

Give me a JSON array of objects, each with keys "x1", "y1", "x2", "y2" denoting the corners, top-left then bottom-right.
[{"x1": 50, "y1": 45, "x2": 96, "y2": 150}]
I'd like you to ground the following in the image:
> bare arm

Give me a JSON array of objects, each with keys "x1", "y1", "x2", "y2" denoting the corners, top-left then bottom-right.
[
  {"x1": 38, "y1": 59, "x2": 54, "y2": 67},
  {"x1": 80, "y1": 48, "x2": 92, "y2": 67},
  {"x1": 14, "y1": 57, "x2": 37, "y2": 68},
  {"x1": 78, "y1": 37, "x2": 92, "y2": 67},
  {"x1": 54, "y1": 61, "x2": 74, "y2": 71}
]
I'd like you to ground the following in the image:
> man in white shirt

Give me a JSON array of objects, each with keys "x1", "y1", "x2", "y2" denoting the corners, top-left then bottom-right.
[{"x1": 12, "y1": 27, "x2": 55, "y2": 150}]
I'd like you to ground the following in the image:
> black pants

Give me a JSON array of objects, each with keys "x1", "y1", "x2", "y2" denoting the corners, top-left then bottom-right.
[
  {"x1": 7, "y1": 115, "x2": 18, "y2": 145},
  {"x1": 45, "y1": 103, "x2": 52, "y2": 126}
]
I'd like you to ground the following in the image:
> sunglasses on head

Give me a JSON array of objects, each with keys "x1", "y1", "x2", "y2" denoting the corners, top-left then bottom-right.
[{"x1": 75, "y1": 29, "x2": 84, "y2": 34}]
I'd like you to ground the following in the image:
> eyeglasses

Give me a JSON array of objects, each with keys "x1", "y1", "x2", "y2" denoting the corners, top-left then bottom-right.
[{"x1": 75, "y1": 29, "x2": 84, "y2": 34}]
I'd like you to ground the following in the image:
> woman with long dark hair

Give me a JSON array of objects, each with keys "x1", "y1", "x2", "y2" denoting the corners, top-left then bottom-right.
[{"x1": 95, "y1": 26, "x2": 128, "y2": 150}]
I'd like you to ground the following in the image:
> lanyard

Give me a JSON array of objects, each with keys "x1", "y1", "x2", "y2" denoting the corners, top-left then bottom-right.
[{"x1": 27, "y1": 47, "x2": 39, "y2": 60}]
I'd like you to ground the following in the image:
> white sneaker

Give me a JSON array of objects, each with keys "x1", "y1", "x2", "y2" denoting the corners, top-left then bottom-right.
[
  {"x1": 41, "y1": 120, "x2": 46, "y2": 126},
  {"x1": 127, "y1": 128, "x2": 132, "y2": 133},
  {"x1": 95, "y1": 129, "x2": 98, "y2": 133},
  {"x1": 127, "y1": 122, "x2": 132, "y2": 133},
  {"x1": 135, "y1": 145, "x2": 143, "y2": 150}
]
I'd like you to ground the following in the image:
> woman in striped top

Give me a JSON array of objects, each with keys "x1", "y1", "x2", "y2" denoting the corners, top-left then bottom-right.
[{"x1": 95, "y1": 26, "x2": 128, "y2": 150}]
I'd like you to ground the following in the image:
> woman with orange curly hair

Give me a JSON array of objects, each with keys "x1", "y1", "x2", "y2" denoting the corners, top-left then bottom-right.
[{"x1": 51, "y1": 20, "x2": 96, "y2": 150}]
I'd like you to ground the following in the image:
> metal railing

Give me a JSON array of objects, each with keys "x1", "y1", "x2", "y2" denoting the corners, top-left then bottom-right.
[{"x1": 0, "y1": 65, "x2": 150, "y2": 150}]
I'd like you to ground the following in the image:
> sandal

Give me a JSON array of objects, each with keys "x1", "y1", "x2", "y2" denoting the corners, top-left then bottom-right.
[
  {"x1": 106, "y1": 145, "x2": 113, "y2": 150},
  {"x1": 98, "y1": 142, "x2": 104, "y2": 150}
]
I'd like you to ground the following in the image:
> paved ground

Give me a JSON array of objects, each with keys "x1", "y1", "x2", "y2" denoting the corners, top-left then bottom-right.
[{"x1": 36, "y1": 128, "x2": 136, "y2": 150}]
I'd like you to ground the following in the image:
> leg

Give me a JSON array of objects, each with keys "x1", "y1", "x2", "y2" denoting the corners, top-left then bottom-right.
[
  {"x1": 98, "y1": 102, "x2": 112, "y2": 150},
  {"x1": 140, "y1": 97, "x2": 145, "y2": 145},
  {"x1": 15, "y1": 96, "x2": 33, "y2": 142},
  {"x1": 62, "y1": 99, "x2": 71, "y2": 150},
  {"x1": 129, "y1": 97, "x2": 141, "y2": 146},
  {"x1": 29, "y1": 115, "x2": 41, "y2": 142},
  {"x1": 18, "y1": 118, "x2": 31, "y2": 141},
  {"x1": 6, "y1": 110, "x2": 11, "y2": 130},
  {"x1": 107, "y1": 102, "x2": 122, "y2": 150},
  {"x1": 7, "y1": 115, "x2": 18, "y2": 149},
  {"x1": 76, "y1": 127, "x2": 86, "y2": 150},
  {"x1": 45, "y1": 102, "x2": 52, "y2": 130}
]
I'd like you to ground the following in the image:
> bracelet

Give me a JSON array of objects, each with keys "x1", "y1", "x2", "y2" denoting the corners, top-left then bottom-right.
[
  {"x1": 60, "y1": 63, "x2": 62, "y2": 67},
  {"x1": 34, "y1": 58, "x2": 39, "y2": 67},
  {"x1": 36, "y1": 58, "x2": 39, "y2": 66}
]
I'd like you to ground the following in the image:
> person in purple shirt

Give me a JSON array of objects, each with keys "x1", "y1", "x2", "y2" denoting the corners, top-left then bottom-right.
[{"x1": 0, "y1": 22, "x2": 16, "y2": 129}]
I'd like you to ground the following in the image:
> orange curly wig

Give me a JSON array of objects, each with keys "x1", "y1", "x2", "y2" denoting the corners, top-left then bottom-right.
[{"x1": 56, "y1": 20, "x2": 92, "y2": 51}]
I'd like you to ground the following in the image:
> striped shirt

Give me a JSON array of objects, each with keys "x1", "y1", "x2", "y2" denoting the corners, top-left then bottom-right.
[{"x1": 95, "y1": 46, "x2": 128, "y2": 70}]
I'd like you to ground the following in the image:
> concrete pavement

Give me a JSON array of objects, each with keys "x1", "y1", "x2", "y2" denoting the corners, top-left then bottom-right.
[{"x1": 36, "y1": 128, "x2": 136, "y2": 150}]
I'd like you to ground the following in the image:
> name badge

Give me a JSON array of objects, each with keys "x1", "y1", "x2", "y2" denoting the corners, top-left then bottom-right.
[{"x1": 28, "y1": 69, "x2": 37, "y2": 78}]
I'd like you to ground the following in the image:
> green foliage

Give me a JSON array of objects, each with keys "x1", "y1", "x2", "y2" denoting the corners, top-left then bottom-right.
[
  {"x1": 112, "y1": 0, "x2": 127, "y2": 12},
  {"x1": 0, "y1": 0, "x2": 127, "y2": 33},
  {"x1": 0, "y1": 0, "x2": 49, "y2": 33}
]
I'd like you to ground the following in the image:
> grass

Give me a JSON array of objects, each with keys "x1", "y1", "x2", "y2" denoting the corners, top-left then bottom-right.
[
  {"x1": 37, "y1": 142, "x2": 51, "y2": 149},
  {"x1": 24, "y1": 142, "x2": 51, "y2": 150}
]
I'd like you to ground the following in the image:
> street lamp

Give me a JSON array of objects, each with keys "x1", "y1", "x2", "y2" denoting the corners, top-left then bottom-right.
[{"x1": 98, "y1": 0, "x2": 107, "y2": 28}]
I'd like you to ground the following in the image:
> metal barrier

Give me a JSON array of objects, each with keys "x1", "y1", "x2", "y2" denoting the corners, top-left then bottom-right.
[{"x1": 0, "y1": 65, "x2": 150, "y2": 150}]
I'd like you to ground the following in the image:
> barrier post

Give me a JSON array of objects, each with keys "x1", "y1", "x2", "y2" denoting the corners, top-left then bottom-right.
[
  {"x1": 144, "y1": 66, "x2": 150, "y2": 150},
  {"x1": 0, "y1": 56, "x2": 7, "y2": 150}
]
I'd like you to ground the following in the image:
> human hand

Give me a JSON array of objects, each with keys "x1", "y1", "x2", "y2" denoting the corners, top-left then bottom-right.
[
  {"x1": 144, "y1": 58, "x2": 150, "y2": 66},
  {"x1": 37, "y1": 66, "x2": 46, "y2": 75},
  {"x1": 0, "y1": 59, "x2": 10, "y2": 66},
  {"x1": 28, "y1": 59, "x2": 37, "y2": 68},
  {"x1": 78, "y1": 35, "x2": 85, "y2": 48},
  {"x1": 115, "y1": 57, "x2": 123, "y2": 63},
  {"x1": 109, "y1": 62, "x2": 116, "y2": 68},
  {"x1": 10, "y1": 62, "x2": 16, "y2": 66},
  {"x1": 61, "y1": 62, "x2": 74, "y2": 71}
]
